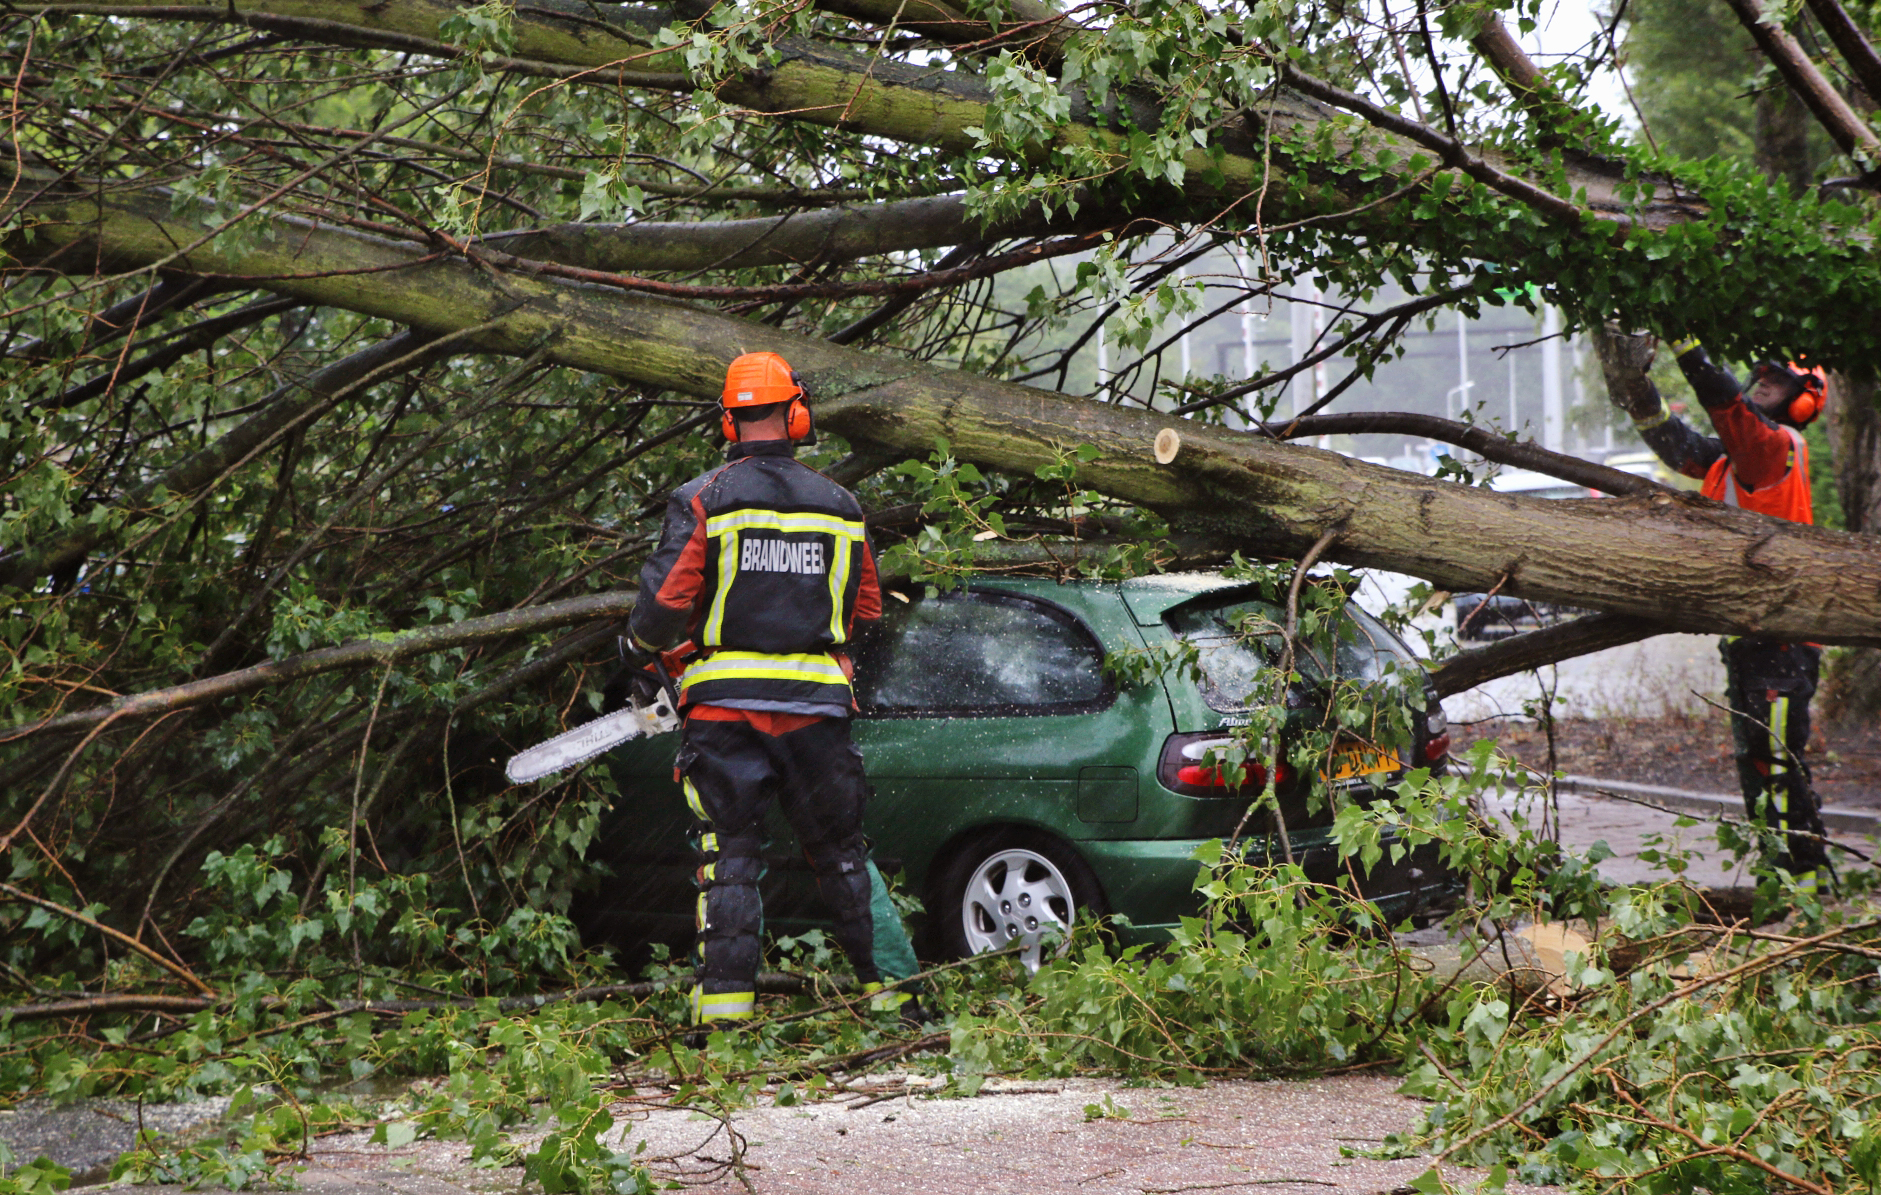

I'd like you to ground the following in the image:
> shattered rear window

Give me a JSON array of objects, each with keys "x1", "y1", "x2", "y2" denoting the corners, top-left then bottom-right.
[
  {"x1": 854, "y1": 591, "x2": 1110, "y2": 715},
  {"x1": 1166, "y1": 595, "x2": 1416, "y2": 712}
]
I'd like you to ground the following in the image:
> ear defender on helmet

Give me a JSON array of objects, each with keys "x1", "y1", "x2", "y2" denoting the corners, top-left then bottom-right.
[
  {"x1": 784, "y1": 371, "x2": 813, "y2": 441},
  {"x1": 1787, "y1": 360, "x2": 1827, "y2": 426}
]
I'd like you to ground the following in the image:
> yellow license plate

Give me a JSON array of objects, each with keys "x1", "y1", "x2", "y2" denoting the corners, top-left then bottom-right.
[{"x1": 1322, "y1": 744, "x2": 1403, "y2": 783}]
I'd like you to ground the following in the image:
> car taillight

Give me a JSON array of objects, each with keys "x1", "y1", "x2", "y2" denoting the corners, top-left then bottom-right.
[
  {"x1": 1175, "y1": 760, "x2": 1268, "y2": 790},
  {"x1": 1418, "y1": 732, "x2": 1451, "y2": 765},
  {"x1": 1160, "y1": 733, "x2": 1282, "y2": 797},
  {"x1": 1416, "y1": 702, "x2": 1450, "y2": 766}
]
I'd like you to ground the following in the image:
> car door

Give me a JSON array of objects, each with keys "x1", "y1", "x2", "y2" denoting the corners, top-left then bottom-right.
[{"x1": 829, "y1": 584, "x2": 1168, "y2": 902}]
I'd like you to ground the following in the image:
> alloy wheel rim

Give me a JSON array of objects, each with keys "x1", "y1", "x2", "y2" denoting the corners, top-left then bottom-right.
[{"x1": 960, "y1": 847, "x2": 1075, "y2": 972}]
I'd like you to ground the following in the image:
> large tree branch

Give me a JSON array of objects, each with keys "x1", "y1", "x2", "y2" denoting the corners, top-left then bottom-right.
[
  {"x1": 1720, "y1": 0, "x2": 1881, "y2": 164},
  {"x1": 1468, "y1": 13, "x2": 1549, "y2": 104},
  {"x1": 11, "y1": 176, "x2": 1881, "y2": 645},
  {"x1": 1427, "y1": 613, "x2": 1667, "y2": 697},
  {"x1": 1801, "y1": 0, "x2": 1881, "y2": 110},
  {"x1": 44, "y1": 295, "x2": 301, "y2": 410},
  {"x1": 479, "y1": 194, "x2": 1117, "y2": 273},
  {"x1": 1267, "y1": 412, "x2": 1658, "y2": 498},
  {"x1": 473, "y1": 225, "x2": 1123, "y2": 302},
  {"x1": 1276, "y1": 64, "x2": 1597, "y2": 226},
  {"x1": 64, "y1": 0, "x2": 1696, "y2": 231},
  {"x1": 4, "y1": 275, "x2": 226, "y2": 360},
  {"x1": 812, "y1": 0, "x2": 1081, "y2": 67}
]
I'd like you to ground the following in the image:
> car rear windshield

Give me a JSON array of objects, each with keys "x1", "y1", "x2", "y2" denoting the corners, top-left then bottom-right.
[
  {"x1": 852, "y1": 590, "x2": 1110, "y2": 715},
  {"x1": 1165, "y1": 594, "x2": 1417, "y2": 712}
]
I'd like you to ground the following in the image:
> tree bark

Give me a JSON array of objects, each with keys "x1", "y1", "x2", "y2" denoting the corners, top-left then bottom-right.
[
  {"x1": 1802, "y1": 0, "x2": 1881, "y2": 109},
  {"x1": 1725, "y1": 0, "x2": 1881, "y2": 164},
  {"x1": 1827, "y1": 374, "x2": 1881, "y2": 534},
  {"x1": 1824, "y1": 373, "x2": 1881, "y2": 724},
  {"x1": 1426, "y1": 614, "x2": 1667, "y2": 697},
  {"x1": 479, "y1": 195, "x2": 1125, "y2": 273},
  {"x1": 11, "y1": 176, "x2": 1881, "y2": 645}
]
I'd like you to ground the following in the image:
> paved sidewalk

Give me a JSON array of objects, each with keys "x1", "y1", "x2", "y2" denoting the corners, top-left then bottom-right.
[
  {"x1": 1557, "y1": 774, "x2": 1881, "y2": 835},
  {"x1": 290, "y1": 1075, "x2": 1555, "y2": 1195},
  {"x1": 1488, "y1": 781, "x2": 1878, "y2": 886}
]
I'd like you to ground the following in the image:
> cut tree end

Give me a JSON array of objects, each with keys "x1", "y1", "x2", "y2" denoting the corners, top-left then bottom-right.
[{"x1": 1153, "y1": 427, "x2": 1181, "y2": 464}]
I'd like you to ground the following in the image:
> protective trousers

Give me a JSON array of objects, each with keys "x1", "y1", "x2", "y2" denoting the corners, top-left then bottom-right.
[
  {"x1": 1721, "y1": 637, "x2": 1829, "y2": 873},
  {"x1": 676, "y1": 716, "x2": 918, "y2": 1023}
]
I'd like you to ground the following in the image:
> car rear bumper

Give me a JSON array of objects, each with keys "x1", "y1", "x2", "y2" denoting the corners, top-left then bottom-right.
[{"x1": 1080, "y1": 829, "x2": 1459, "y2": 942}]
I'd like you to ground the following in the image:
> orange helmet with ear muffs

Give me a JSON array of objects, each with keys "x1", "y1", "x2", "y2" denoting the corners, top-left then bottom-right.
[
  {"x1": 1752, "y1": 359, "x2": 1828, "y2": 427},
  {"x1": 720, "y1": 351, "x2": 812, "y2": 442}
]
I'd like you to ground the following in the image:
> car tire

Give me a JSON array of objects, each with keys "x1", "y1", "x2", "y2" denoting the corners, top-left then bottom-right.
[{"x1": 931, "y1": 829, "x2": 1106, "y2": 971}]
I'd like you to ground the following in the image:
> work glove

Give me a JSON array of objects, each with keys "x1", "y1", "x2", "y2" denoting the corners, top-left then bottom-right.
[
  {"x1": 1591, "y1": 324, "x2": 1665, "y2": 424},
  {"x1": 600, "y1": 638, "x2": 668, "y2": 713},
  {"x1": 600, "y1": 661, "x2": 662, "y2": 713}
]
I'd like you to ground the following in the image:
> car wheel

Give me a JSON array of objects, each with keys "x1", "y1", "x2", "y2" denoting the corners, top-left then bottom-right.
[{"x1": 933, "y1": 830, "x2": 1105, "y2": 972}]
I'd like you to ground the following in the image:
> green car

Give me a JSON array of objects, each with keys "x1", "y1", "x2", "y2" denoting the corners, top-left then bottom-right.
[{"x1": 578, "y1": 572, "x2": 1453, "y2": 967}]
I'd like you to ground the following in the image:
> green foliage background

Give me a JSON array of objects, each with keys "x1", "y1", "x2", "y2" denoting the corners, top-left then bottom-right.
[{"x1": 4, "y1": 0, "x2": 1881, "y2": 1189}]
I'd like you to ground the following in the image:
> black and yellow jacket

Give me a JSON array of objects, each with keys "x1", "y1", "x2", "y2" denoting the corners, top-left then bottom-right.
[{"x1": 630, "y1": 440, "x2": 881, "y2": 715}]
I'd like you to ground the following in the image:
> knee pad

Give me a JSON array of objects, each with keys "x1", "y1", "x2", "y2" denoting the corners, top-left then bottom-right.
[
  {"x1": 696, "y1": 832, "x2": 764, "y2": 888},
  {"x1": 802, "y1": 832, "x2": 869, "y2": 877},
  {"x1": 803, "y1": 834, "x2": 875, "y2": 958}
]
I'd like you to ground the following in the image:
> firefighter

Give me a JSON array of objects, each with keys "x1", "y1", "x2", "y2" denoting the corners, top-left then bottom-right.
[
  {"x1": 1596, "y1": 329, "x2": 1831, "y2": 886},
  {"x1": 628, "y1": 350, "x2": 920, "y2": 1030}
]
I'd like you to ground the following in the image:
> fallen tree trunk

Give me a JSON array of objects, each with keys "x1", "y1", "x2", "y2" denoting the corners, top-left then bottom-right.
[{"x1": 10, "y1": 178, "x2": 1881, "y2": 645}]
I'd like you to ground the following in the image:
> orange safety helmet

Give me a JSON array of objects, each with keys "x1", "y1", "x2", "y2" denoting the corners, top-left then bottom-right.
[
  {"x1": 1752, "y1": 359, "x2": 1828, "y2": 427},
  {"x1": 720, "y1": 351, "x2": 812, "y2": 442}
]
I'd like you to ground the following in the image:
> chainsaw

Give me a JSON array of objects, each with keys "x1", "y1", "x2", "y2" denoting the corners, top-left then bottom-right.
[{"x1": 504, "y1": 654, "x2": 682, "y2": 784}]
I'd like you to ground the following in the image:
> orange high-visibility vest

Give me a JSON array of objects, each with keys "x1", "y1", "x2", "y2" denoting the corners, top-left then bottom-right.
[{"x1": 1702, "y1": 426, "x2": 1814, "y2": 525}]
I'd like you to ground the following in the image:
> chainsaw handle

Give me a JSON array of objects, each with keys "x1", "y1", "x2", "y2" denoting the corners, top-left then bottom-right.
[{"x1": 650, "y1": 657, "x2": 681, "y2": 711}]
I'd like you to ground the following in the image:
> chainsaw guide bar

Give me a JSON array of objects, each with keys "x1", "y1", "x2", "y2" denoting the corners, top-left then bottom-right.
[{"x1": 504, "y1": 697, "x2": 679, "y2": 784}]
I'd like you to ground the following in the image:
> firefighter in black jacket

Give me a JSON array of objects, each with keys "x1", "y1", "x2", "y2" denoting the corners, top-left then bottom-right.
[{"x1": 630, "y1": 351, "x2": 918, "y2": 1028}]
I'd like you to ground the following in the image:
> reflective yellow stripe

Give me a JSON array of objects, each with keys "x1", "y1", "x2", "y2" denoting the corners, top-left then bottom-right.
[
  {"x1": 703, "y1": 530, "x2": 740, "y2": 646},
  {"x1": 1633, "y1": 400, "x2": 1672, "y2": 431},
  {"x1": 826, "y1": 535, "x2": 853, "y2": 643},
  {"x1": 684, "y1": 777, "x2": 706, "y2": 820},
  {"x1": 705, "y1": 510, "x2": 866, "y2": 539},
  {"x1": 699, "y1": 831, "x2": 718, "y2": 855},
  {"x1": 679, "y1": 651, "x2": 850, "y2": 691},
  {"x1": 1770, "y1": 695, "x2": 1791, "y2": 785},
  {"x1": 690, "y1": 986, "x2": 755, "y2": 1023}
]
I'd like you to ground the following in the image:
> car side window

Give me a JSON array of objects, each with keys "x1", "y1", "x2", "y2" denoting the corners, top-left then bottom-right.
[{"x1": 853, "y1": 591, "x2": 1110, "y2": 716}]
